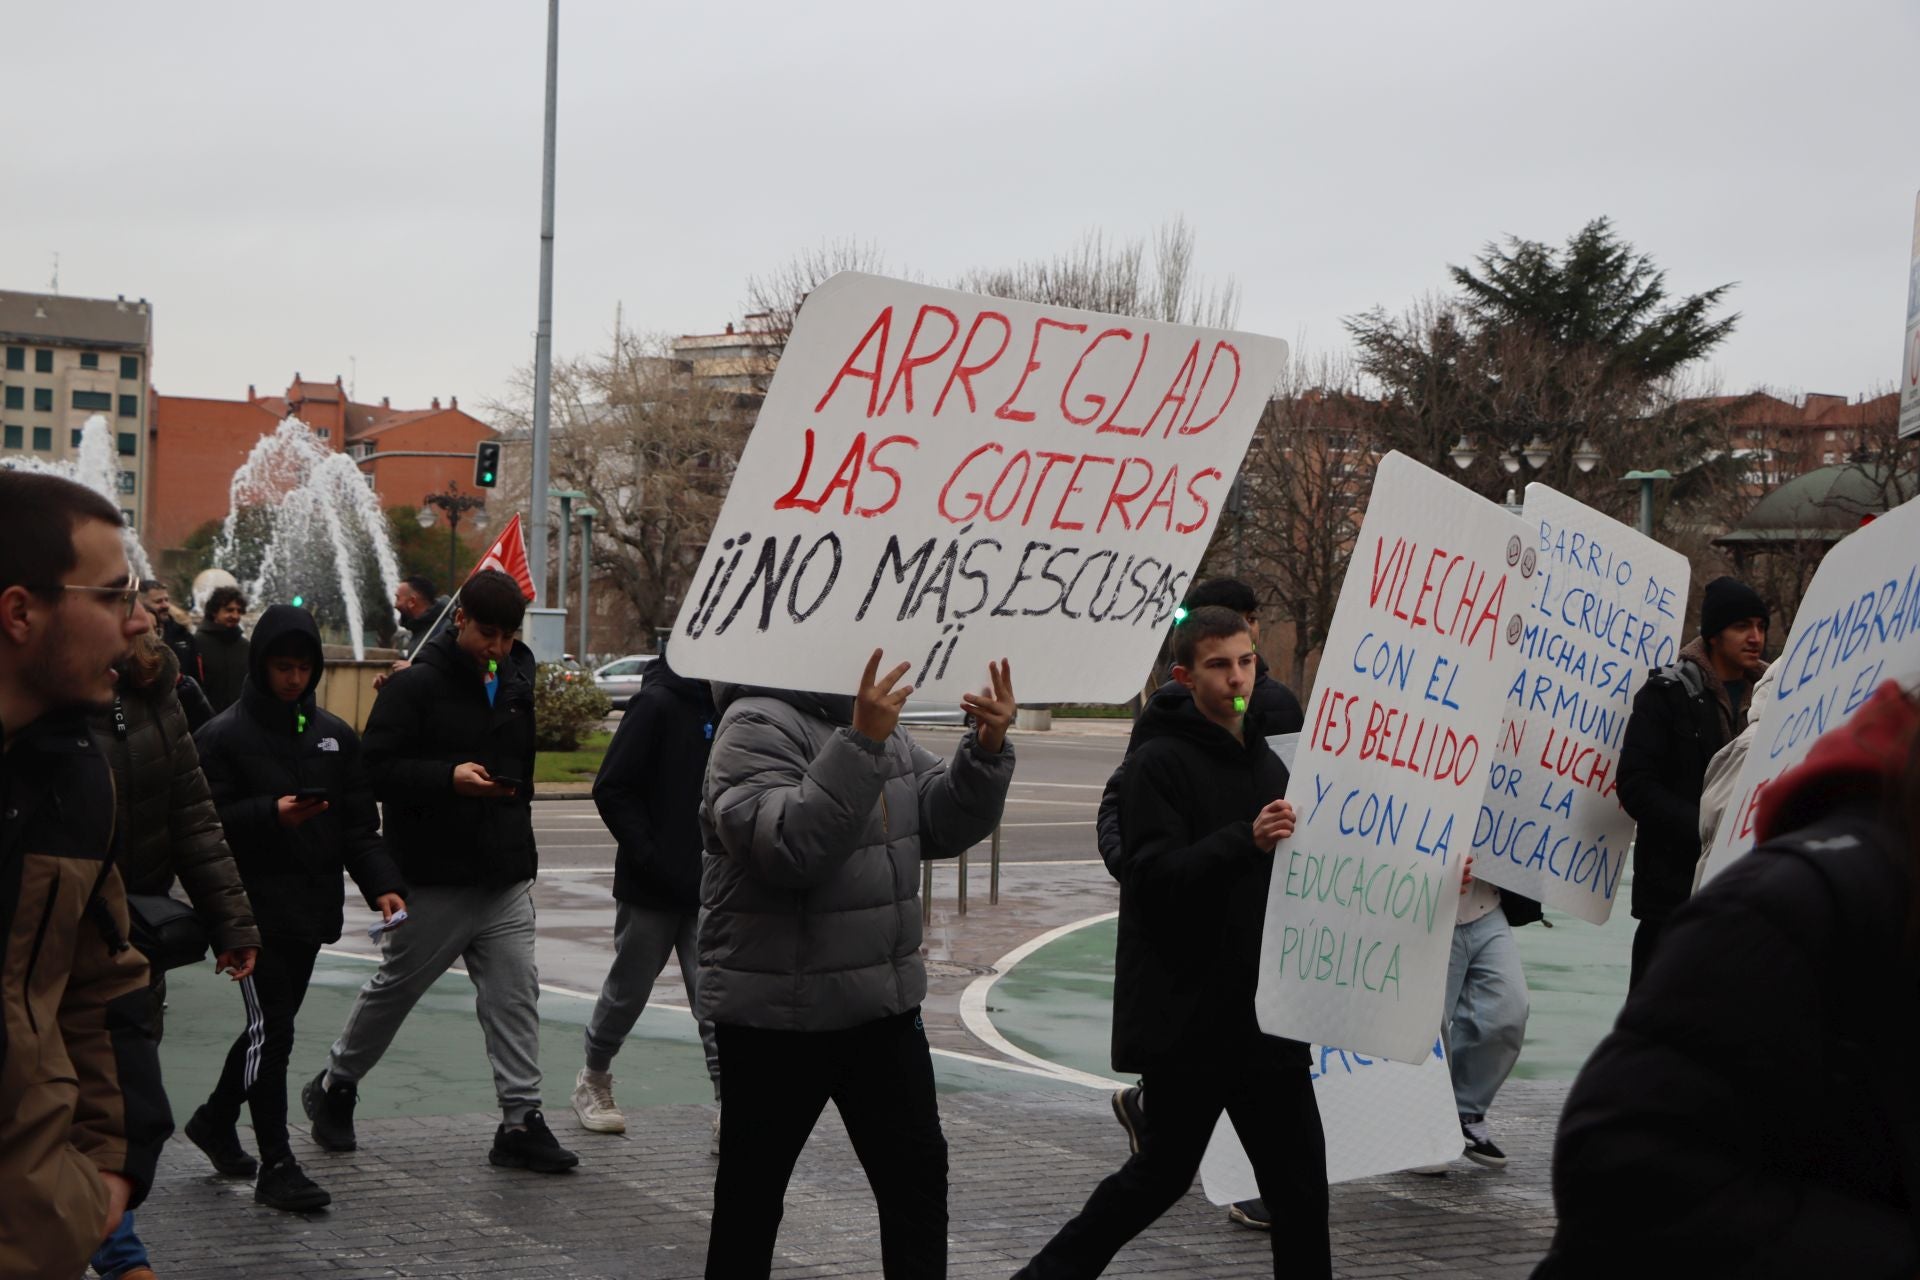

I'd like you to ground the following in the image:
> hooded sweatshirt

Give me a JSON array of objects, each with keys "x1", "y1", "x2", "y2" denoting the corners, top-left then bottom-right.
[
  {"x1": 594, "y1": 649, "x2": 716, "y2": 912},
  {"x1": 1542, "y1": 681, "x2": 1920, "y2": 1277},
  {"x1": 192, "y1": 605, "x2": 404, "y2": 943},
  {"x1": 1109, "y1": 685, "x2": 1302, "y2": 1073}
]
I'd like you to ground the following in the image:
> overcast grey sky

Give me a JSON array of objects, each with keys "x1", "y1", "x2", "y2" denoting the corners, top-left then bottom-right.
[{"x1": 4, "y1": 1, "x2": 1912, "y2": 412}]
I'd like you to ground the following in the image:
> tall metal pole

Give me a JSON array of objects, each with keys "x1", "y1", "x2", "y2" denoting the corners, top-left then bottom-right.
[
  {"x1": 576, "y1": 508, "x2": 595, "y2": 660},
  {"x1": 527, "y1": 0, "x2": 559, "y2": 606},
  {"x1": 554, "y1": 494, "x2": 573, "y2": 613},
  {"x1": 1638, "y1": 478, "x2": 1654, "y2": 539}
]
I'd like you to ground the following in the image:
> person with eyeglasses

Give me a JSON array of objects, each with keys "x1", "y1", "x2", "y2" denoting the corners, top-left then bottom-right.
[{"x1": 0, "y1": 470, "x2": 172, "y2": 1280}]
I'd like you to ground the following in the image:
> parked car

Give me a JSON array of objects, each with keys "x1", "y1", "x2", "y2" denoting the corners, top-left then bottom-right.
[{"x1": 593, "y1": 654, "x2": 657, "y2": 708}]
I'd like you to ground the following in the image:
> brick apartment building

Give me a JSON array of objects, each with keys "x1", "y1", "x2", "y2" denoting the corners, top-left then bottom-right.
[
  {"x1": 149, "y1": 373, "x2": 497, "y2": 562},
  {"x1": 0, "y1": 289, "x2": 154, "y2": 529},
  {"x1": 1695, "y1": 389, "x2": 1902, "y2": 493}
]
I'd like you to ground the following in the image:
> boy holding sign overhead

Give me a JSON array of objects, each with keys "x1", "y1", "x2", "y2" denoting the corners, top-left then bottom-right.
[{"x1": 1017, "y1": 607, "x2": 1331, "y2": 1279}]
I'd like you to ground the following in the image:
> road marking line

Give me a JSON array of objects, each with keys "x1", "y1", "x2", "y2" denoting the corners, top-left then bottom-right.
[
  {"x1": 1009, "y1": 782, "x2": 1105, "y2": 790},
  {"x1": 998, "y1": 821, "x2": 1094, "y2": 828},
  {"x1": 315, "y1": 947, "x2": 1104, "y2": 1088},
  {"x1": 1003, "y1": 798, "x2": 1097, "y2": 808},
  {"x1": 958, "y1": 913, "x2": 1124, "y2": 1091}
]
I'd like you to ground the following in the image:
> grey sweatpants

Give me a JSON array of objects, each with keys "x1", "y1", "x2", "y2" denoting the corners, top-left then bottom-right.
[
  {"x1": 325, "y1": 880, "x2": 543, "y2": 1123},
  {"x1": 583, "y1": 901, "x2": 721, "y2": 1097}
]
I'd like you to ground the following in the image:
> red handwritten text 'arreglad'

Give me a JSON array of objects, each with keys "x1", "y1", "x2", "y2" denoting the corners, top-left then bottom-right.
[{"x1": 810, "y1": 304, "x2": 1244, "y2": 439}]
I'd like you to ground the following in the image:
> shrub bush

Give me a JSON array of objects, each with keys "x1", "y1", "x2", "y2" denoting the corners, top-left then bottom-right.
[{"x1": 534, "y1": 662, "x2": 611, "y2": 751}]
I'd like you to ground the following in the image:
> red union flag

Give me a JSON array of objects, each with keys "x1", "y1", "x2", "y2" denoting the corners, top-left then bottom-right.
[{"x1": 470, "y1": 513, "x2": 537, "y2": 601}]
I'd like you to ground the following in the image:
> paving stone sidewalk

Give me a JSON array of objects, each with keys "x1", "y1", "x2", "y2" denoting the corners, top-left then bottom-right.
[{"x1": 139, "y1": 1081, "x2": 1562, "y2": 1279}]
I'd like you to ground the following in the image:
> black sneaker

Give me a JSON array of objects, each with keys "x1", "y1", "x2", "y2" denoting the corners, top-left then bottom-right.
[
  {"x1": 489, "y1": 1110, "x2": 580, "y2": 1173},
  {"x1": 184, "y1": 1105, "x2": 258, "y2": 1178},
  {"x1": 1227, "y1": 1198, "x2": 1272, "y2": 1230},
  {"x1": 1110, "y1": 1086, "x2": 1147, "y2": 1155},
  {"x1": 254, "y1": 1157, "x2": 332, "y2": 1212},
  {"x1": 1461, "y1": 1118, "x2": 1508, "y2": 1169},
  {"x1": 301, "y1": 1070, "x2": 358, "y2": 1152}
]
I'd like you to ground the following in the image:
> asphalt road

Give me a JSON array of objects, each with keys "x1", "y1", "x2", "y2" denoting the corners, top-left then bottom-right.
[{"x1": 533, "y1": 723, "x2": 1126, "y2": 869}]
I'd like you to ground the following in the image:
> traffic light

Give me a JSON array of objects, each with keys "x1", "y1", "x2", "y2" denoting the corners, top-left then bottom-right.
[{"x1": 474, "y1": 440, "x2": 501, "y2": 488}]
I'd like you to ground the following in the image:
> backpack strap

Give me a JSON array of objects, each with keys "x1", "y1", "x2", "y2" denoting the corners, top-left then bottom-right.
[{"x1": 1648, "y1": 660, "x2": 1706, "y2": 702}]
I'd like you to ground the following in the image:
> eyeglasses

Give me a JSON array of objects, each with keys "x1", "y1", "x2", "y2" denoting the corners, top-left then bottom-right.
[{"x1": 45, "y1": 584, "x2": 145, "y2": 619}]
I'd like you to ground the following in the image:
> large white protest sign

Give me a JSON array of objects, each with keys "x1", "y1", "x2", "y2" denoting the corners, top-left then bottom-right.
[
  {"x1": 1200, "y1": 1038, "x2": 1461, "y2": 1200},
  {"x1": 1699, "y1": 496, "x2": 1920, "y2": 882},
  {"x1": 1471, "y1": 484, "x2": 1690, "y2": 923},
  {"x1": 1255, "y1": 452, "x2": 1527, "y2": 1063},
  {"x1": 669, "y1": 273, "x2": 1288, "y2": 701}
]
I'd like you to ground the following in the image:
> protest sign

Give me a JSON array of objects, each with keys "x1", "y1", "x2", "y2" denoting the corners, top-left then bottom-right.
[
  {"x1": 1255, "y1": 452, "x2": 1527, "y2": 1063},
  {"x1": 1200, "y1": 1037, "x2": 1461, "y2": 1199},
  {"x1": 1470, "y1": 484, "x2": 1689, "y2": 923},
  {"x1": 1699, "y1": 495, "x2": 1920, "y2": 882},
  {"x1": 668, "y1": 273, "x2": 1288, "y2": 701}
]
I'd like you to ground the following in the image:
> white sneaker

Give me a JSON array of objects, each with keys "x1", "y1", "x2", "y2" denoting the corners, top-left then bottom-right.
[
  {"x1": 570, "y1": 1068, "x2": 626, "y2": 1134},
  {"x1": 709, "y1": 1109, "x2": 722, "y2": 1156}
]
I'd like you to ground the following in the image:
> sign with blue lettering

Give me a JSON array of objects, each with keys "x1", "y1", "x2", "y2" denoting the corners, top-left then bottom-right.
[
  {"x1": 1472, "y1": 484, "x2": 1689, "y2": 923},
  {"x1": 1699, "y1": 494, "x2": 1920, "y2": 881},
  {"x1": 1256, "y1": 452, "x2": 1528, "y2": 1063},
  {"x1": 1201, "y1": 1037, "x2": 1461, "y2": 1195}
]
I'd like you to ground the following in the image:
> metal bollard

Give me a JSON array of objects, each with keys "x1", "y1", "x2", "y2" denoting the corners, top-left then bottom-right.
[
  {"x1": 990, "y1": 824, "x2": 1001, "y2": 905},
  {"x1": 922, "y1": 859, "x2": 933, "y2": 926},
  {"x1": 958, "y1": 849, "x2": 969, "y2": 916}
]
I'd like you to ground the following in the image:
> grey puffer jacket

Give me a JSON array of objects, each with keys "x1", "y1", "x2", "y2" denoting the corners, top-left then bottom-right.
[{"x1": 698, "y1": 683, "x2": 1014, "y2": 1031}]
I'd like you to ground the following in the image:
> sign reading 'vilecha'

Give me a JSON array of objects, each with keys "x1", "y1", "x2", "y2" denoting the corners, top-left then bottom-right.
[
  {"x1": 670, "y1": 273, "x2": 1287, "y2": 701},
  {"x1": 1256, "y1": 452, "x2": 1527, "y2": 1064},
  {"x1": 1470, "y1": 484, "x2": 1690, "y2": 923}
]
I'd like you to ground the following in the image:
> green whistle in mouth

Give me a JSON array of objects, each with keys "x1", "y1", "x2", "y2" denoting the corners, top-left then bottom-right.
[
  {"x1": 1233, "y1": 696, "x2": 1247, "y2": 714},
  {"x1": 488, "y1": 660, "x2": 498, "y2": 675}
]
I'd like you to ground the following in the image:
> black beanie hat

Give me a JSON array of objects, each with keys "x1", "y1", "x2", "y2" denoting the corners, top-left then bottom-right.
[{"x1": 1700, "y1": 576, "x2": 1767, "y2": 639}]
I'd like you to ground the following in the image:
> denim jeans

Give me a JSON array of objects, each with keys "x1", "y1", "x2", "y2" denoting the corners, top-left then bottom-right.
[
  {"x1": 91, "y1": 1209, "x2": 148, "y2": 1278},
  {"x1": 1442, "y1": 907, "x2": 1530, "y2": 1119}
]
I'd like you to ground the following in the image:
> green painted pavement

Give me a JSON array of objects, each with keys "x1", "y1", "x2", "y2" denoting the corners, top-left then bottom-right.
[
  {"x1": 158, "y1": 953, "x2": 1079, "y2": 1122},
  {"x1": 987, "y1": 904, "x2": 1635, "y2": 1083}
]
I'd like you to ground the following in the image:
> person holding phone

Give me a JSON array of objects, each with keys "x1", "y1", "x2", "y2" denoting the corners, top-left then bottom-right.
[
  {"x1": 303, "y1": 570, "x2": 577, "y2": 1175},
  {"x1": 190, "y1": 604, "x2": 406, "y2": 1212}
]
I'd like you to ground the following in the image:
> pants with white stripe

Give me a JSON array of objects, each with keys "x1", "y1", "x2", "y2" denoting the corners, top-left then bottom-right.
[{"x1": 204, "y1": 938, "x2": 321, "y2": 1166}]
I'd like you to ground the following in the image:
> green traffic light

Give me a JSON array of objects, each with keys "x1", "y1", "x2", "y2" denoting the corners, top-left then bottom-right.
[
  {"x1": 1173, "y1": 606, "x2": 1188, "y2": 622},
  {"x1": 291, "y1": 595, "x2": 305, "y2": 608}
]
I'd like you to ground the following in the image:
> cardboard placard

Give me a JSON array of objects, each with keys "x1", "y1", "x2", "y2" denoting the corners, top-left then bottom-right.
[
  {"x1": 669, "y1": 273, "x2": 1288, "y2": 701},
  {"x1": 1255, "y1": 452, "x2": 1527, "y2": 1063},
  {"x1": 1471, "y1": 484, "x2": 1690, "y2": 923},
  {"x1": 1200, "y1": 1037, "x2": 1461, "y2": 1198},
  {"x1": 1698, "y1": 497, "x2": 1920, "y2": 881}
]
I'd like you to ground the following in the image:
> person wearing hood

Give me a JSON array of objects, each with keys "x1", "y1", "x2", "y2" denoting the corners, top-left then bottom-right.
[
  {"x1": 302, "y1": 569, "x2": 579, "y2": 1177},
  {"x1": 1016, "y1": 607, "x2": 1330, "y2": 1280},
  {"x1": 194, "y1": 585, "x2": 250, "y2": 713},
  {"x1": 189, "y1": 603, "x2": 406, "y2": 1212},
  {"x1": 1094, "y1": 576, "x2": 1305, "y2": 1233},
  {"x1": 699, "y1": 646, "x2": 1016, "y2": 1278},
  {"x1": 1617, "y1": 575, "x2": 1768, "y2": 987},
  {"x1": 571, "y1": 641, "x2": 723, "y2": 1144},
  {"x1": 1535, "y1": 680, "x2": 1920, "y2": 1277}
]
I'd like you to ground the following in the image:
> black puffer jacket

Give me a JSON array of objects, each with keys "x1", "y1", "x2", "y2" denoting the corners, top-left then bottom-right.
[
  {"x1": 363, "y1": 625, "x2": 537, "y2": 887},
  {"x1": 156, "y1": 612, "x2": 201, "y2": 687},
  {"x1": 1096, "y1": 660, "x2": 1302, "y2": 876},
  {"x1": 595, "y1": 651, "x2": 715, "y2": 912},
  {"x1": 194, "y1": 619, "x2": 249, "y2": 713},
  {"x1": 193, "y1": 606, "x2": 404, "y2": 944},
  {"x1": 90, "y1": 644, "x2": 259, "y2": 954},
  {"x1": 1110, "y1": 687, "x2": 1303, "y2": 1073},
  {"x1": 1618, "y1": 639, "x2": 1751, "y2": 921}
]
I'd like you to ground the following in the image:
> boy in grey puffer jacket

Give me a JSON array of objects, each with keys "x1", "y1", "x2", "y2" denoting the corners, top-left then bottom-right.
[{"x1": 698, "y1": 650, "x2": 1016, "y2": 1279}]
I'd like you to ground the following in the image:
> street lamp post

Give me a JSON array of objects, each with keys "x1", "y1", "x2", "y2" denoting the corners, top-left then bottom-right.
[
  {"x1": 1621, "y1": 469, "x2": 1674, "y2": 539},
  {"x1": 549, "y1": 489, "x2": 586, "y2": 615},
  {"x1": 574, "y1": 505, "x2": 595, "y2": 661},
  {"x1": 416, "y1": 484, "x2": 488, "y2": 588}
]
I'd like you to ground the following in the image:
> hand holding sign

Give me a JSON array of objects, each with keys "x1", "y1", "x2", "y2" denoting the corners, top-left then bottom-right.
[
  {"x1": 853, "y1": 649, "x2": 914, "y2": 743},
  {"x1": 1253, "y1": 797, "x2": 1297, "y2": 852},
  {"x1": 961, "y1": 658, "x2": 1016, "y2": 753}
]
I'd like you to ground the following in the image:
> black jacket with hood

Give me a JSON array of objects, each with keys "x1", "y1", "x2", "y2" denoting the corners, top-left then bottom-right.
[
  {"x1": 1096, "y1": 659, "x2": 1302, "y2": 876},
  {"x1": 362, "y1": 624, "x2": 538, "y2": 887},
  {"x1": 1110, "y1": 685, "x2": 1304, "y2": 1074},
  {"x1": 192, "y1": 605, "x2": 404, "y2": 944},
  {"x1": 594, "y1": 649, "x2": 715, "y2": 912}
]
